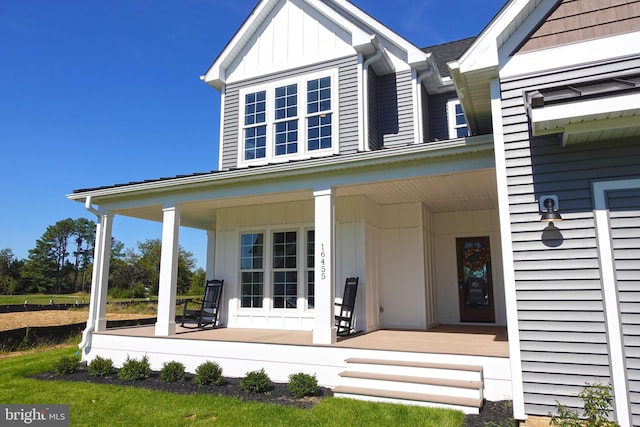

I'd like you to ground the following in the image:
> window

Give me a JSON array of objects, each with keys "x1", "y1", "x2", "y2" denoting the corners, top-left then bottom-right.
[
  {"x1": 239, "y1": 72, "x2": 336, "y2": 166},
  {"x1": 243, "y1": 91, "x2": 267, "y2": 160},
  {"x1": 306, "y1": 230, "x2": 315, "y2": 309},
  {"x1": 306, "y1": 77, "x2": 332, "y2": 151},
  {"x1": 240, "y1": 233, "x2": 264, "y2": 308},
  {"x1": 447, "y1": 99, "x2": 468, "y2": 139},
  {"x1": 273, "y1": 231, "x2": 297, "y2": 309}
]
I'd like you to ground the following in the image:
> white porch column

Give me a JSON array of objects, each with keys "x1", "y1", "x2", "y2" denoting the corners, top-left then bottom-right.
[
  {"x1": 155, "y1": 204, "x2": 181, "y2": 336},
  {"x1": 206, "y1": 229, "x2": 216, "y2": 279},
  {"x1": 93, "y1": 212, "x2": 113, "y2": 332},
  {"x1": 313, "y1": 188, "x2": 336, "y2": 344}
]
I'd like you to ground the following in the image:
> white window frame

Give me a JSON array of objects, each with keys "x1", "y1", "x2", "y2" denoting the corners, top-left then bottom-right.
[
  {"x1": 447, "y1": 98, "x2": 468, "y2": 139},
  {"x1": 237, "y1": 70, "x2": 339, "y2": 168},
  {"x1": 237, "y1": 225, "x2": 315, "y2": 313}
]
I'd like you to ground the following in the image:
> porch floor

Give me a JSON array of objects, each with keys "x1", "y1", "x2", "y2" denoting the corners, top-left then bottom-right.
[{"x1": 97, "y1": 324, "x2": 509, "y2": 358}]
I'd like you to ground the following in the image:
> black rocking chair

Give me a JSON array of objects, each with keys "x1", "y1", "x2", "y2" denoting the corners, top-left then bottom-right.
[
  {"x1": 335, "y1": 277, "x2": 359, "y2": 336},
  {"x1": 181, "y1": 279, "x2": 224, "y2": 328}
]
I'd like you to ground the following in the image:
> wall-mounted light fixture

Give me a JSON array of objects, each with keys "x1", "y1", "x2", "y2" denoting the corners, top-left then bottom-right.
[{"x1": 539, "y1": 195, "x2": 562, "y2": 222}]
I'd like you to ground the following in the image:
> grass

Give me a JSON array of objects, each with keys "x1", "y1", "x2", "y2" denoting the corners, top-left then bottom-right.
[
  {"x1": 0, "y1": 346, "x2": 466, "y2": 427},
  {"x1": 0, "y1": 293, "x2": 91, "y2": 305}
]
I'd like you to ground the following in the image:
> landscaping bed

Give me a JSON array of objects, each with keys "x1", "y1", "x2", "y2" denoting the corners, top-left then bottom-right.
[
  {"x1": 36, "y1": 365, "x2": 332, "y2": 410},
  {"x1": 35, "y1": 362, "x2": 515, "y2": 425}
]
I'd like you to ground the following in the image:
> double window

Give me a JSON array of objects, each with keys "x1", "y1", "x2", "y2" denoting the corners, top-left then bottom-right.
[
  {"x1": 447, "y1": 98, "x2": 468, "y2": 139},
  {"x1": 240, "y1": 72, "x2": 336, "y2": 165},
  {"x1": 239, "y1": 230, "x2": 315, "y2": 310}
]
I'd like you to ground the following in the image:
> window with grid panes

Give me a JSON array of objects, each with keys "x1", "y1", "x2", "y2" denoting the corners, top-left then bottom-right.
[
  {"x1": 240, "y1": 233, "x2": 264, "y2": 308},
  {"x1": 272, "y1": 231, "x2": 297, "y2": 309}
]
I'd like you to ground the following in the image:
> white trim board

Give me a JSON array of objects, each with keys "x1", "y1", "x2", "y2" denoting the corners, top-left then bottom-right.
[{"x1": 592, "y1": 178, "x2": 640, "y2": 427}]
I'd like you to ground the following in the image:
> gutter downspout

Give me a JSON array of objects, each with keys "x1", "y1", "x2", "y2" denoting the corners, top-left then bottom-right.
[
  {"x1": 78, "y1": 196, "x2": 104, "y2": 352},
  {"x1": 361, "y1": 37, "x2": 383, "y2": 152},
  {"x1": 414, "y1": 66, "x2": 434, "y2": 144}
]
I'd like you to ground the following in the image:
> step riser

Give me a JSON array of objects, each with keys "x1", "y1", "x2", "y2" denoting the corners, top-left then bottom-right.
[
  {"x1": 340, "y1": 377, "x2": 482, "y2": 400},
  {"x1": 345, "y1": 364, "x2": 482, "y2": 382},
  {"x1": 333, "y1": 393, "x2": 480, "y2": 415}
]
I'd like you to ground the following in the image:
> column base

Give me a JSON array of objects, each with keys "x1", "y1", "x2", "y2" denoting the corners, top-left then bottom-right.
[
  {"x1": 155, "y1": 321, "x2": 177, "y2": 337},
  {"x1": 313, "y1": 326, "x2": 337, "y2": 345}
]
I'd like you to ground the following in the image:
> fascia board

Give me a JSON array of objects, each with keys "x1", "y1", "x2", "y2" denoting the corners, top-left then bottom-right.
[
  {"x1": 330, "y1": 0, "x2": 428, "y2": 66},
  {"x1": 202, "y1": 0, "x2": 278, "y2": 89},
  {"x1": 67, "y1": 135, "x2": 493, "y2": 202},
  {"x1": 202, "y1": 0, "x2": 373, "y2": 89},
  {"x1": 458, "y1": 0, "x2": 540, "y2": 74}
]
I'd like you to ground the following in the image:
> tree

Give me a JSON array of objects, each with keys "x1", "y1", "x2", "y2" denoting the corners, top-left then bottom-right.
[
  {"x1": 127, "y1": 239, "x2": 197, "y2": 295},
  {"x1": 22, "y1": 218, "x2": 92, "y2": 294},
  {"x1": 0, "y1": 248, "x2": 23, "y2": 295},
  {"x1": 72, "y1": 218, "x2": 96, "y2": 293}
]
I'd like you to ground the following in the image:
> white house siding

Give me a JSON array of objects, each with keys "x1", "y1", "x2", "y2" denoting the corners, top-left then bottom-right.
[
  {"x1": 220, "y1": 55, "x2": 359, "y2": 170},
  {"x1": 499, "y1": 56, "x2": 640, "y2": 416},
  {"x1": 378, "y1": 70, "x2": 415, "y2": 148},
  {"x1": 608, "y1": 189, "x2": 640, "y2": 425},
  {"x1": 432, "y1": 209, "x2": 505, "y2": 325}
]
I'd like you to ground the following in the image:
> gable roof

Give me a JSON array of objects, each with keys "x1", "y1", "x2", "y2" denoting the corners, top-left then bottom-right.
[
  {"x1": 422, "y1": 37, "x2": 476, "y2": 79},
  {"x1": 202, "y1": 0, "x2": 430, "y2": 90}
]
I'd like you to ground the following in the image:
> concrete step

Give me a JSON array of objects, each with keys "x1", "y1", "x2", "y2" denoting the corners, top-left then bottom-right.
[
  {"x1": 332, "y1": 385, "x2": 483, "y2": 414},
  {"x1": 339, "y1": 371, "x2": 483, "y2": 400}
]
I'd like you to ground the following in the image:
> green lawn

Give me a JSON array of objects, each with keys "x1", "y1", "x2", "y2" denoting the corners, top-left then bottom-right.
[
  {"x1": 0, "y1": 293, "x2": 92, "y2": 305},
  {"x1": 0, "y1": 346, "x2": 465, "y2": 426}
]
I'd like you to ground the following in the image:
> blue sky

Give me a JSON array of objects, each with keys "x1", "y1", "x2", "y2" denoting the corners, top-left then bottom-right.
[{"x1": 0, "y1": 0, "x2": 505, "y2": 268}]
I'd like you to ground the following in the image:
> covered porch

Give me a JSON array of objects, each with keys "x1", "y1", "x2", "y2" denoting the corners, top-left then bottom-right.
[
  {"x1": 73, "y1": 136, "x2": 503, "y2": 351},
  {"x1": 87, "y1": 323, "x2": 511, "y2": 413}
]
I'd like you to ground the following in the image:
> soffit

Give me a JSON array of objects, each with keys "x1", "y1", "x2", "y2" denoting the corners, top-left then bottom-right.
[{"x1": 110, "y1": 169, "x2": 498, "y2": 230}]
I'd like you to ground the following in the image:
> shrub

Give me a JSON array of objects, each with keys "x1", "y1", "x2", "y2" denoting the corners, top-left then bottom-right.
[
  {"x1": 88, "y1": 356, "x2": 114, "y2": 377},
  {"x1": 161, "y1": 361, "x2": 185, "y2": 383},
  {"x1": 550, "y1": 382, "x2": 618, "y2": 427},
  {"x1": 54, "y1": 355, "x2": 80, "y2": 376},
  {"x1": 240, "y1": 369, "x2": 273, "y2": 394},
  {"x1": 118, "y1": 355, "x2": 151, "y2": 381},
  {"x1": 194, "y1": 361, "x2": 223, "y2": 386},
  {"x1": 287, "y1": 372, "x2": 318, "y2": 398}
]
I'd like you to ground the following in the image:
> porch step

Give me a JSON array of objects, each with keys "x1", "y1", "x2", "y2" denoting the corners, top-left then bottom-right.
[
  {"x1": 332, "y1": 386, "x2": 483, "y2": 414},
  {"x1": 344, "y1": 358, "x2": 483, "y2": 382},
  {"x1": 339, "y1": 371, "x2": 482, "y2": 400},
  {"x1": 334, "y1": 358, "x2": 484, "y2": 414}
]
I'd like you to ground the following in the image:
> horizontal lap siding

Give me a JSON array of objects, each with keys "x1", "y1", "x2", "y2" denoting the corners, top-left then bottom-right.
[
  {"x1": 610, "y1": 190, "x2": 640, "y2": 425},
  {"x1": 221, "y1": 55, "x2": 359, "y2": 170},
  {"x1": 500, "y1": 56, "x2": 640, "y2": 416},
  {"x1": 379, "y1": 70, "x2": 415, "y2": 147},
  {"x1": 428, "y1": 92, "x2": 455, "y2": 141}
]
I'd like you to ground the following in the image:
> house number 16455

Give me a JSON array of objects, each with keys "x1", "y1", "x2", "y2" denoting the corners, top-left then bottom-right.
[{"x1": 320, "y1": 243, "x2": 326, "y2": 280}]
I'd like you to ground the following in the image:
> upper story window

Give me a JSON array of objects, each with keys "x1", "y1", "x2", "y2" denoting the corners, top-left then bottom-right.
[
  {"x1": 447, "y1": 98, "x2": 468, "y2": 139},
  {"x1": 239, "y1": 71, "x2": 338, "y2": 166}
]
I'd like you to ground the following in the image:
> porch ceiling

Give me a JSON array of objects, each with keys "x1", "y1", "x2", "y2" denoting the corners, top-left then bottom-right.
[{"x1": 115, "y1": 168, "x2": 497, "y2": 229}]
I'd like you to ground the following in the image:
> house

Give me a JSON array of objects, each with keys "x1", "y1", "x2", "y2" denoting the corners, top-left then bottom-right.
[{"x1": 67, "y1": 0, "x2": 640, "y2": 424}]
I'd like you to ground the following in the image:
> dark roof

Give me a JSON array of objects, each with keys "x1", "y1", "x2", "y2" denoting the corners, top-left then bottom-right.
[{"x1": 422, "y1": 37, "x2": 476, "y2": 78}]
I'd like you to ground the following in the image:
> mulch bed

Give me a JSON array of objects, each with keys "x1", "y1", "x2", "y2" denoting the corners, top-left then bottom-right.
[
  {"x1": 35, "y1": 366, "x2": 332, "y2": 410},
  {"x1": 36, "y1": 366, "x2": 515, "y2": 424}
]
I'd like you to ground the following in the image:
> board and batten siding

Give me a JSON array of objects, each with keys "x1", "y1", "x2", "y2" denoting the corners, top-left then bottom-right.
[
  {"x1": 499, "y1": 55, "x2": 640, "y2": 416},
  {"x1": 608, "y1": 188, "x2": 640, "y2": 426},
  {"x1": 378, "y1": 70, "x2": 415, "y2": 148},
  {"x1": 220, "y1": 55, "x2": 359, "y2": 170}
]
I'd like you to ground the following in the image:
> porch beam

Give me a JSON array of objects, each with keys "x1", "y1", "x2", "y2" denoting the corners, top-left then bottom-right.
[
  {"x1": 155, "y1": 205, "x2": 181, "y2": 336},
  {"x1": 313, "y1": 188, "x2": 337, "y2": 344}
]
